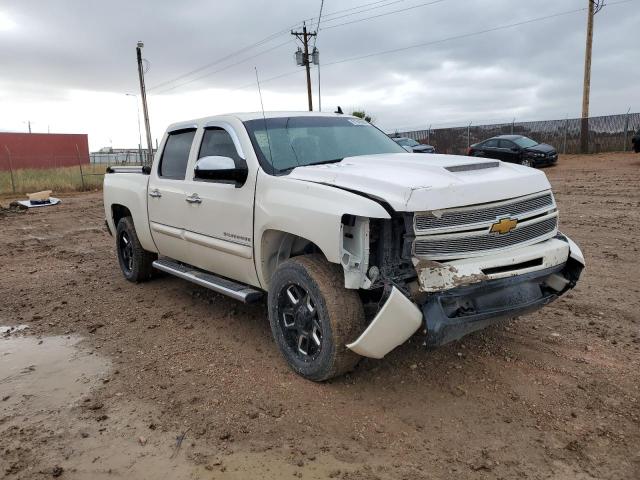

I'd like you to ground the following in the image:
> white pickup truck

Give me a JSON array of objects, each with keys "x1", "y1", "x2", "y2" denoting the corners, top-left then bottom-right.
[{"x1": 103, "y1": 111, "x2": 584, "y2": 381}]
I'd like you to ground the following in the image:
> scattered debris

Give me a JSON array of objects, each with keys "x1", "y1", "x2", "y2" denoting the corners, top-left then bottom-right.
[
  {"x1": 14, "y1": 190, "x2": 61, "y2": 209},
  {"x1": 1, "y1": 325, "x2": 29, "y2": 336},
  {"x1": 170, "y1": 428, "x2": 191, "y2": 459}
]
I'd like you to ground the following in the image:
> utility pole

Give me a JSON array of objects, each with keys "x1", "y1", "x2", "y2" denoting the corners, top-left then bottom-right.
[
  {"x1": 136, "y1": 41, "x2": 154, "y2": 165},
  {"x1": 292, "y1": 23, "x2": 317, "y2": 111},
  {"x1": 580, "y1": 0, "x2": 603, "y2": 154}
]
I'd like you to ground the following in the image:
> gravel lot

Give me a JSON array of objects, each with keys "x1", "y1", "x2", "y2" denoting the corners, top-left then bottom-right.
[{"x1": 1, "y1": 152, "x2": 639, "y2": 479}]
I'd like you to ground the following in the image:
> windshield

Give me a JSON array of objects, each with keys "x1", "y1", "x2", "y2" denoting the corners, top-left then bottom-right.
[
  {"x1": 513, "y1": 137, "x2": 539, "y2": 148},
  {"x1": 243, "y1": 116, "x2": 406, "y2": 174},
  {"x1": 396, "y1": 138, "x2": 420, "y2": 147}
]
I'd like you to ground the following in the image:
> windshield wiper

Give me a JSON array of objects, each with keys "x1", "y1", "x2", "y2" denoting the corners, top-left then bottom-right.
[
  {"x1": 279, "y1": 158, "x2": 343, "y2": 175},
  {"x1": 307, "y1": 158, "x2": 343, "y2": 166}
]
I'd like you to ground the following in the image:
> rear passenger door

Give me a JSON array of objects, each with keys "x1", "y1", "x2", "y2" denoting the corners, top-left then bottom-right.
[
  {"x1": 497, "y1": 139, "x2": 519, "y2": 163},
  {"x1": 147, "y1": 128, "x2": 197, "y2": 262}
]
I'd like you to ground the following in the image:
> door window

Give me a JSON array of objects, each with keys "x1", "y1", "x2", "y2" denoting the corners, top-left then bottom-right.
[
  {"x1": 483, "y1": 139, "x2": 499, "y2": 148},
  {"x1": 198, "y1": 127, "x2": 241, "y2": 162},
  {"x1": 498, "y1": 139, "x2": 516, "y2": 149},
  {"x1": 158, "y1": 129, "x2": 196, "y2": 179}
]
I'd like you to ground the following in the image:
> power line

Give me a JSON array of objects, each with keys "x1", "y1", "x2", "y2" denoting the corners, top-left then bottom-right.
[
  {"x1": 322, "y1": 6, "x2": 615, "y2": 67},
  {"x1": 304, "y1": 0, "x2": 406, "y2": 27},
  {"x1": 322, "y1": 0, "x2": 449, "y2": 30},
  {"x1": 148, "y1": 0, "x2": 406, "y2": 92},
  {"x1": 149, "y1": 29, "x2": 292, "y2": 91},
  {"x1": 314, "y1": 0, "x2": 325, "y2": 46},
  {"x1": 232, "y1": 1, "x2": 635, "y2": 92},
  {"x1": 311, "y1": 0, "x2": 407, "y2": 27},
  {"x1": 153, "y1": 0, "x2": 635, "y2": 96},
  {"x1": 153, "y1": 39, "x2": 294, "y2": 95}
]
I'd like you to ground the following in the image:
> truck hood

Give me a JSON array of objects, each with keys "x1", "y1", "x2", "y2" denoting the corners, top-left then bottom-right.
[{"x1": 287, "y1": 153, "x2": 551, "y2": 212}]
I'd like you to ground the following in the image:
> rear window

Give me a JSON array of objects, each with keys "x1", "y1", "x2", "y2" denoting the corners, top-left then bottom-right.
[{"x1": 159, "y1": 129, "x2": 196, "y2": 179}]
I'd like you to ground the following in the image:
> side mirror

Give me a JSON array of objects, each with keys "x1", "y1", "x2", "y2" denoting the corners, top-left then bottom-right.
[
  {"x1": 194, "y1": 156, "x2": 248, "y2": 187},
  {"x1": 402, "y1": 145, "x2": 413, "y2": 153}
]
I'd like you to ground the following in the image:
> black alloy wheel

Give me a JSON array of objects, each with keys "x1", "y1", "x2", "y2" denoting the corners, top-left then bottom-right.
[
  {"x1": 118, "y1": 230, "x2": 134, "y2": 275},
  {"x1": 267, "y1": 254, "x2": 365, "y2": 381},
  {"x1": 277, "y1": 283, "x2": 323, "y2": 360},
  {"x1": 115, "y1": 216, "x2": 156, "y2": 282}
]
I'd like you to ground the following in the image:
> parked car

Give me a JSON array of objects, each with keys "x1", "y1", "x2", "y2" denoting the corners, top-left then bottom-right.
[
  {"x1": 104, "y1": 112, "x2": 584, "y2": 381},
  {"x1": 393, "y1": 137, "x2": 436, "y2": 153},
  {"x1": 632, "y1": 128, "x2": 640, "y2": 153},
  {"x1": 468, "y1": 135, "x2": 558, "y2": 167}
]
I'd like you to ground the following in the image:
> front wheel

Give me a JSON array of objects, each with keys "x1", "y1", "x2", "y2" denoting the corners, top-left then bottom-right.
[
  {"x1": 115, "y1": 217, "x2": 156, "y2": 282},
  {"x1": 268, "y1": 255, "x2": 365, "y2": 381},
  {"x1": 520, "y1": 157, "x2": 533, "y2": 167}
]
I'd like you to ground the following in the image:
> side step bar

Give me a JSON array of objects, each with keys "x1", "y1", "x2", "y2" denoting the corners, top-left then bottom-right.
[{"x1": 152, "y1": 258, "x2": 263, "y2": 304}]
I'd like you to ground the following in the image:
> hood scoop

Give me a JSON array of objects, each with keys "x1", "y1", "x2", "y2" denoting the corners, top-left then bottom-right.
[{"x1": 445, "y1": 161, "x2": 500, "y2": 173}]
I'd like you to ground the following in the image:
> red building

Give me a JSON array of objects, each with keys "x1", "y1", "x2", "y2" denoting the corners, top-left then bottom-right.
[{"x1": 0, "y1": 132, "x2": 89, "y2": 171}]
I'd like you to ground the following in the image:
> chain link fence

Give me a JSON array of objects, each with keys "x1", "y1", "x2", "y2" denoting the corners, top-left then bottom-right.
[
  {"x1": 392, "y1": 112, "x2": 640, "y2": 155},
  {"x1": 89, "y1": 150, "x2": 152, "y2": 165}
]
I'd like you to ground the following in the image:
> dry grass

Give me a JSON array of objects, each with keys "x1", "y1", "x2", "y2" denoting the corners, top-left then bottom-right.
[{"x1": 0, "y1": 164, "x2": 125, "y2": 194}]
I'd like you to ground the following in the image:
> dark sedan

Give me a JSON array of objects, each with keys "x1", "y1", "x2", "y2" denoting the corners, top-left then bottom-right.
[
  {"x1": 393, "y1": 137, "x2": 436, "y2": 153},
  {"x1": 467, "y1": 135, "x2": 558, "y2": 167}
]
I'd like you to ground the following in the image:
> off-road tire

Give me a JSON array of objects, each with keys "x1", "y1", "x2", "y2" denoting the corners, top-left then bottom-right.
[
  {"x1": 116, "y1": 216, "x2": 156, "y2": 282},
  {"x1": 268, "y1": 254, "x2": 365, "y2": 382}
]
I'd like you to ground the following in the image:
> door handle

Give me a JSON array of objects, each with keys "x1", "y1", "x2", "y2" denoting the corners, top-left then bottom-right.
[
  {"x1": 149, "y1": 189, "x2": 162, "y2": 198},
  {"x1": 185, "y1": 193, "x2": 202, "y2": 204}
]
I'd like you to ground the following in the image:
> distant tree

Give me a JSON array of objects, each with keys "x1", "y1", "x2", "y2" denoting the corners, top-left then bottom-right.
[{"x1": 351, "y1": 110, "x2": 374, "y2": 123}]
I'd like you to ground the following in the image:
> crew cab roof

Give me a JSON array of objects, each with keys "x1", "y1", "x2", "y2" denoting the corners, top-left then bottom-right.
[{"x1": 166, "y1": 111, "x2": 350, "y2": 133}]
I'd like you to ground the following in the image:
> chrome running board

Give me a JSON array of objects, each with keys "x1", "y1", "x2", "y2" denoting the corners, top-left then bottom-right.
[{"x1": 152, "y1": 258, "x2": 263, "y2": 304}]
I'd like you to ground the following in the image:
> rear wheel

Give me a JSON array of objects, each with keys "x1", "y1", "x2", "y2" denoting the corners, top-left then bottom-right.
[
  {"x1": 268, "y1": 254, "x2": 365, "y2": 381},
  {"x1": 116, "y1": 217, "x2": 156, "y2": 282}
]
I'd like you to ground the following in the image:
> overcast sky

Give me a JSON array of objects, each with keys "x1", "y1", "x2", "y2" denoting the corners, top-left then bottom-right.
[{"x1": 0, "y1": 0, "x2": 638, "y2": 150}]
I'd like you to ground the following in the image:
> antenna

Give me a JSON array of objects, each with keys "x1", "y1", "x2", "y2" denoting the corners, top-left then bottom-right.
[{"x1": 254, "y1": 67, "x2": 274, "y2": 174}]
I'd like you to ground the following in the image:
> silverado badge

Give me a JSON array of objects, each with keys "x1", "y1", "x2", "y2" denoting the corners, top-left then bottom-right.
[{"x1": 490, "y1": 217, "x2": 518, "y2": 235}]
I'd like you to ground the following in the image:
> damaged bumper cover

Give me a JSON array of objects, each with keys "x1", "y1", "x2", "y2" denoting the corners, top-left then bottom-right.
[
  {"x1": 422, "y1": 257, "x2": 582, "y2": 347},
  {"x1": 347, "y1": 234, "x2": 584, "y2": 358},
  {"x1": 346, "y1": 287, "x2": 423, "y2": 359}
]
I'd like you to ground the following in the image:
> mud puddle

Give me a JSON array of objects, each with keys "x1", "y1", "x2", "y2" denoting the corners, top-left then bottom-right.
[
  {"x1": 0, "y1": 333, "x2": 217, "y2": 479},
  {"x1": 0, "y1": 334, "x2": 109, "y2": 411}
]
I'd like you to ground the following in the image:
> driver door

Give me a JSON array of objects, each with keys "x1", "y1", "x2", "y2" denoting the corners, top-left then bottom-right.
[{"x1": 181, "y1": 123, "x2": 258, "y2": 286}]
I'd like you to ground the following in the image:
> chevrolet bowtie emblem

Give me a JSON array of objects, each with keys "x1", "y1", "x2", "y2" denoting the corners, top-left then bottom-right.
[{"x1": 490, "y1": 217, "x2": 518, "y2": 235}]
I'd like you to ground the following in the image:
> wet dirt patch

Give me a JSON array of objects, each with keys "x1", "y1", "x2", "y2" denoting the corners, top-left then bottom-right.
[
  {"x1": 0, "y1": 335, "x2": 108, "y2": 411},
  {"x1": 1, "y1": 153, "x2": 640, "y2": 479}
]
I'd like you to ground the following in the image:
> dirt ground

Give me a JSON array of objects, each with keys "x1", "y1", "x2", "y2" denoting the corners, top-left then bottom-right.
[{"x1": 1, "y1": 152, "x2": 639, "y2": 480}]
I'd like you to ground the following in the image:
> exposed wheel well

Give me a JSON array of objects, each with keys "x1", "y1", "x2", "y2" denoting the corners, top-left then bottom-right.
[
  {"x1": 260, "y1": 230, "x2": 324, "y2": 289},
  {"x1": 111, "y1": 204, "x2": 132, "y2": 227}
]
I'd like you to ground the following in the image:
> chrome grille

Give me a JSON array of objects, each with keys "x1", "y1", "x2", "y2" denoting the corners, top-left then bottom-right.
[
  {"x1": 414, "y1": 216, "x2": 558, "y2": 259},
  {"x1": 415, "y1": 193, "x2": 554, "y2": 233}
]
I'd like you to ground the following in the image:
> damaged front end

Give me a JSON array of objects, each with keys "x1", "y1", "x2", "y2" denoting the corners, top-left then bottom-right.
[{"x1": 344, "y1": 192, "x2": 585, "y2": 359}]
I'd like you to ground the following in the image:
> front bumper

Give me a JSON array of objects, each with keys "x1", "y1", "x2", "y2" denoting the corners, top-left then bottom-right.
[
  {"x1": 422, "y1": 258, "x2": 581, "y2": 347},
  {"x1": 347, "y1": 234, "x2": 584, "y2": 358},
  {"x1": 531, "y1": 154, "x2": 558, "y2": 166}
]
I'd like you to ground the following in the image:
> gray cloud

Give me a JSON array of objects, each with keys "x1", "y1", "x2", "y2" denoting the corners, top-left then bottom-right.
[{"x1": 1, "y1": 0, "x2": 638, "y2": 140}]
